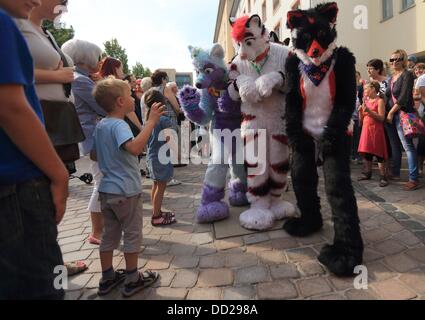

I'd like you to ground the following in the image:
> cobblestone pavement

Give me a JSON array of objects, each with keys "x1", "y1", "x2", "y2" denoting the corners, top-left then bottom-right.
[{"x1": 62, "y1": 157, "x2": 425, "y2": 300}]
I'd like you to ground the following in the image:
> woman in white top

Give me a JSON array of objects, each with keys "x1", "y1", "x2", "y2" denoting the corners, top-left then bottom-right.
[{"x1": 16, "y1": 0, "x2": 85, "y2": 174}]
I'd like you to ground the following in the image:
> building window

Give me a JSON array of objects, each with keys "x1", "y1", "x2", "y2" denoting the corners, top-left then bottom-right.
[
  {"x1": 401, "y1": 0, "x2": 415, "y2": 11},
  {"x1": 262, "y1": 1, "x2": 266, "y2": 22},
  {"x1": 382, "y1": 0, "x2": 393, "y2": 20},
  {"x1": 273, "y1": 0, "x2": 281, "y2": 12},
  {"x1": 176, "y1": 74, "x2": 192, "y2": 88}
]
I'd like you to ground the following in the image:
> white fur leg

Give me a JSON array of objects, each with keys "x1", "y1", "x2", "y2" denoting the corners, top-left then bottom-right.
[
  {"x1": 240, "y1": 196, "x2": 275, "y2": 231},
  {"x1": 237, "y1": 75, "x2": 260, "y2": 103},
  {"x1": 255, "y1": 71, "x2": 283, "y2": 98},
  {"x1": 270, "y1": 198, "x2": 298, "y2": 220},
  {"x1": 228, "y1": 82, "x2": 241, "y2": 101}
]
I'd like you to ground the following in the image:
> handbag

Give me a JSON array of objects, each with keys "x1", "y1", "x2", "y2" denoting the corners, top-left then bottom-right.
[{"x1": 399, "y1": 111, "x2": 425, "y2": 139}]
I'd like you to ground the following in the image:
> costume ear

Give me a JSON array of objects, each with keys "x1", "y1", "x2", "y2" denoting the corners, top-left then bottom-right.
[
  {"x1": 283, "y1": 38, "x2": 291, "y2": 46},
  {"x1": 246, "y1": 14, "x2": 262, "y2": 28},
  {"x1": 210, "y1": 44, "x2": 225, "y2": 60},
  {"x1": 317, "y1": 2, "x2": 339, "y2": 23},
  {"x1": 229, "y1": 17, "x2": 237, "y2": 27},
  {"x1": 269, "y1": 31, "x2": 280, "y2": 43},
  {"x1": 286, "y1": 10, "x2": 307, "y2": 29}
]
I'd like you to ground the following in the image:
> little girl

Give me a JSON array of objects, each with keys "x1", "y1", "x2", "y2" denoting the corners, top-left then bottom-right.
[
  {"x1": 144, "y1": 90, "x2": 177, "y2": 226},
  {"x1": 358, "y1": 81, "x2": 389, "y2": 187}
]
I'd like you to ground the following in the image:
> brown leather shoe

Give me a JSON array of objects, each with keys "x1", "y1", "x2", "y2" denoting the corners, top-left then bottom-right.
[{"x1": 404, "y1": 181, "x2": 421, "y2": 191}]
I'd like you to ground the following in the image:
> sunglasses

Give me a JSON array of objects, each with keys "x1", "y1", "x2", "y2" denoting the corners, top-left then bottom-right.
[{"x1": 389, "y1": 57, "x2": 403, "y2": 63}]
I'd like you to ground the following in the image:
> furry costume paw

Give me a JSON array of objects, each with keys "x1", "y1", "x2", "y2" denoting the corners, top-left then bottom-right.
[
  {"x1": 283, "y1": 217, "x2": 323, "y2": 237},
  {"x1": 255, "y1": 71, "x2": 284, "y2": 98},
  {"x1": 237, "y1": 75, "x2": 260, "y2": 103},
  {"x1": 270, "y1": 199, "x2": 297, "y2": 220},
  {"x1": 239, "y1": 208, "x2": 275, "y2": 231},
  {"x1": 318, "y1": 244, "x2": 363, "y2": 277},
  {"x1": 228, "y1": 181, "x2": 249, "y2": 207},
  {"x1": 218, "y1": 91, "x2": 238, "y2": 114},
  {"x1": 197, "y1": 201, "x2": 230, "y2": 224},
  {"x1": 178, "y1": 85, "x2": 201, "y2": 108}
]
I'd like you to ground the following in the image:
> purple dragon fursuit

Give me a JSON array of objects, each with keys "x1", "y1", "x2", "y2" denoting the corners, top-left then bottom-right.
[{"x1": 178, "y1": 44, "x2": 248, "y2": 224}]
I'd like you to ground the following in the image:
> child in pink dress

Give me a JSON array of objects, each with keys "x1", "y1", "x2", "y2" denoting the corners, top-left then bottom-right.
[{"x1": 358, "y1": 81, "x2": 389, "y2": 187}]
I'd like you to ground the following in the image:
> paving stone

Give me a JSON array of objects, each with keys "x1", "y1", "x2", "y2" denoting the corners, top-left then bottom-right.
[
  {"x1": 168, "y1": 243, "x2": 196, "y2": 256},
  {"x1": 270, "y1": 264, "x2": 300, "y2": 280},
  {"x1": 199, "y1": 255, "x2": 226, "y2": 269},
  {"x1": 399, "y1": 269, "x2": 425, "y2": 294},
  {"x1": 268, "y1": 230, "x2": 291, "y2": 240},
  {"x1": 384, "y1": 253, "x2": 421, "y2": 273},
  {"x1": 191, "y1": 232, "x2": 213, "y2": 245},
  {"x1": 400, "y1": 220, "x2": 425, "y2": 231},
  {"x1": 85, "y1": 273, "x2": 101, "y2": 289},
  {"x1": 171, "y1": 269, "x2": 199, "y2": 288},
  {"x1": 63, "y1": 250, "x2": 93, "y2": 264},
  {"x1": 235, "y1": 265, "x2": 269, "y2": 285},
  {"x1": 64, "y1": 290, "x2": 83, "y2": 300},
  {"x1": 142, "y1": 235, "x2": 162, "y2": 246},
  {"x1": 223, "y1": 286, "x2": 256, "y2": 300},
  {"x1": 286, "y1": 247, "x2": 317, "y2": 263},
  {"x1": 61, "y1": 242, "x2": 84, "y2": 254},
  {"x1": 405, "y1": 247, "x2": 425, "y2": 264},
  {"x1": 363, "y1": 248, "x2": 385, "y2": 263},
  {"x1": 415, "y1": 231, "x2": 425, "y2": 242},
  {"x1": 257, "y1": 280, "x2": 298, "y2": 300},
  {"x1": 225, "y1": 253, "x2": 259, "y2": 268},
  {"x1": 298, "y1": 278, "x2": 333, "y2": 298},
  {"x1": 143, "y1": 243, "x2": 171, "y2": 256},
  {"x1": 194, "y1": 244, "x2": 217, "y2": 256},
  {"x1": 197, "y1": 269, "x2": 234, "y2": 287},
  {"x1": 372, "y1": 279, "x2": 417, "y2": 300},
  {"x1": 58, "y1": 234, "x2": 88, "y2": 246},
  {"x1": 329, "y1": 276, "x2": 356, "y2": 291},
  {"x1": 312, "y1": 294, "x2": 346, "y2": 300},
  {"x1": 298, "y1": 261, "x2": 325, "y2": 277},
  {"x1": 367, "y1": 261, "x2": 397, "y2": 282},
  {"x1": 345, "y1": 289, "x2": 378, "y2": 300},
  {"x1": 363, "y1": 228, "x2": 392, "y2": 244},
  {"x1": 145, "y1": 255, "x2": 173, "y2": 270},
  {"x1": 271, "y1": 238, "x2": 299, "y2": 250},
  {"x1": 152, "y1": 271, "x2": 176, "y2": 288},
  {"x1": 243, "y1": 233, "x2": 270, "y2": 245},
  {"x1": 146, "y1": 288, "x2": 188, "y2": 300},
  {"x1": 257, "y1": 250, "x2": 287, "y2": 265},
  {"x1": 170, "y1": 256, "x2": 199, "y2": 269},
  {"x1": 373, "y1": 239, "x2": 407, "y2": 255},
  {"x1": 68, "y1": 273, "x2": 93, "y2": 291},
  {"x1": 392, "y1": 230, "x2": 422, "y2": 247},
  {"x1": 246, "y1": 241, "x2": 272, "y2": 253},
  {"x1": 215, "y1": 237, "x2": 244, "y2": 251},
  {"x1": 58, "y1": 223, "x2": 83, "y2": 233},
  {"x1": 187, "y1": 288, "x2": 221, "y2": 300},
  {"x1": 382, "y1": 222, "x2": 405, "y2": 233},
  {"x1": 296, "y1": 234, "x2": 325, "y2": 246}
]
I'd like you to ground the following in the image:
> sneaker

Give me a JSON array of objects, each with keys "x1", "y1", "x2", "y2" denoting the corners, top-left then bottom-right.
[
  {"x1": 98, "y1": 270, "x2": 126, "y2": 296},
  {"x1": 122, "y1": 270, "x2": 159, "y2": 298},
  {"x1": 168, "y1": 179, "x2": 182, "y2": 187}
]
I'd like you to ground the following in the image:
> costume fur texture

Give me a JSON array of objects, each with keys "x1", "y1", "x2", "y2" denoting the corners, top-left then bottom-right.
[
  {"x1": 178, "y1": 44, "x2": 248, "y2": 224},
  {"x1": 284, "y1": 2, "x2": 364, "y2": 277},
  {"x1": 229, "y1": 14, "x2": 297, "y2": 231}
]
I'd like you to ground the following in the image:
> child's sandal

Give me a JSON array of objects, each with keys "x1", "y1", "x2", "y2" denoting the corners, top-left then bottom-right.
[
  {"x1": 358, "y1": 172, "x2": 372, "y2": 181},
  {"x1": 151, "y1": 213, "x2": 177, "y2": 227}
]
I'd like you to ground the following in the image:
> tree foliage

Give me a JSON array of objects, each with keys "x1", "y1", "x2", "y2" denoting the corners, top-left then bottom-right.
[
  {"x1": 42, "y1": 20, "x2": 74, "y2": 48},
  {"x1": 132, "y1": 62, "x2": 152, "y2": 79},
  {"x1": 103, "y1": 38, "x2": 130, "y2": 74}
]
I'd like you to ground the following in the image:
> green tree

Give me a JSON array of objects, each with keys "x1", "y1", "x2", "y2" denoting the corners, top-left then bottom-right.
[
  {"x1": 103, "y1": 38, "x2": 129, "y2": 74},
  {"x1": 132, "y1": 62, "x2": 152, "y2": 79},
  {"x1": 42, "y1": 20, "x2": 74, "y2": 47}
]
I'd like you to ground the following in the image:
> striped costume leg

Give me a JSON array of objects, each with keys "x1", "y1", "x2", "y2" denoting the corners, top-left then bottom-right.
[{"x1": 269, "y1": 131, "x2": 297, "y2": 220}]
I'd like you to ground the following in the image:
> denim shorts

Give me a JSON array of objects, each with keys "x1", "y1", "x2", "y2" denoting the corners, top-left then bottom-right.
[
  {"x1": 147, "y1": 160, "x2": 173, "y2": 183},
  {"x1": 0, "y1": 177, "x2": 64, "y2": 300}
]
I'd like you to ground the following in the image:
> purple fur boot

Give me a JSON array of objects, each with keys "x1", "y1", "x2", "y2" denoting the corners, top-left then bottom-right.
[
  {"x1": 197, "y1": 184, "x2": 229, "y2": 224},
  {"x1": 228, "y1": 180, "x2": 249, "y2": 207}
]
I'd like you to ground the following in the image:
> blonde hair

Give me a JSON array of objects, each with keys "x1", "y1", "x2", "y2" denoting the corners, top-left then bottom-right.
[
  {"x1": 365, "y1": 80, "x2": 381, "y2": 94},
  {"x1": 93, "y1": 76, "x2": 130, "y2": 112},
  {"x1": 391, "y1": 49, "x2": 409, "y2": 69}
]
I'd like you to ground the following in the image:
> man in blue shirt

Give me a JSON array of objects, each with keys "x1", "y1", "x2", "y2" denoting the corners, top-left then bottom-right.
[{"x1": 0, "y1": 0, "x2": 69, "y2": 299}]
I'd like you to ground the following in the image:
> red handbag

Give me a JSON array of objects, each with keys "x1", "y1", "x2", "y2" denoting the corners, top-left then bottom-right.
[{"x1": 399, "y1": 111, "x2": 425, "y2": 139}]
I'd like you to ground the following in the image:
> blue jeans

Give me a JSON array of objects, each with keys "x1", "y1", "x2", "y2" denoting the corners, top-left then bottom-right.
[
  {"x1": 0, "y1": 177, "x2": 64, "y2": 300},
  {"x1": 385, "y1": 121, "x2": 402, "y2": 177},
  {"x1": 394, "y1": 113, "x2": 419, "y2": 182}
]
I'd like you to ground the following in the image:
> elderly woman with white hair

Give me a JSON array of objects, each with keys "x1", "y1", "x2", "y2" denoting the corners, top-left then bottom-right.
[{"x1": 62, "y1": 39, "x2": 105, "y2": 245}]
